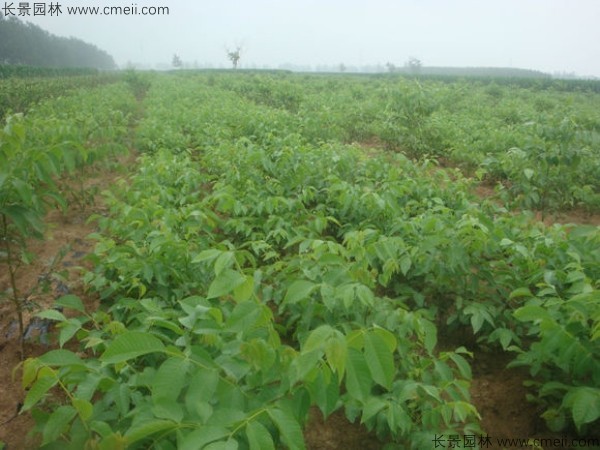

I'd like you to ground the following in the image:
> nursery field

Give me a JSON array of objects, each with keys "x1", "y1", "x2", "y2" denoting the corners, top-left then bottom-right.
[
  {"x1": 1, "y1": 71, "x2": 599, "y2": 449},
  {"x1": 0, "y1": 65, "x2": 120, "y2": 120}
]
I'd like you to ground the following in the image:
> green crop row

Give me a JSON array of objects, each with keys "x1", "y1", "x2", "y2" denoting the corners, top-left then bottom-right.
[
  {"x1": 23, "y1": 76, "x2": 477, "y2": 449},
  {"x1": 0, "y1": 81, "x2": 137, "y2": 354},
  {"x1": 21, "y1": 74, "x2": 600, "y2": 449},
  {"x1": 0, "y1": 72, "x2": 121, "y2": 120},
  {"x1": 0, "y1": 64, "x2": 101, "y2": 79},
  {"x1": 205, "y1": 71, "x2": 600, "y2": 213}
]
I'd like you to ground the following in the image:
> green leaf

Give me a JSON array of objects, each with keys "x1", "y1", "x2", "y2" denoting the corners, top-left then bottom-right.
[
  {"x1": 565, "y1": 270, "x2": 586, "y2": 284},
  {"x1": 152, "y1": 357, "x2": 188, "y2": 421},
  {"x1": 232, "y1": 275, "x2": 254, "y2": 302},
  {"x1": 488, "y1": 327, "x2": 516, "y2": 350},
  {"x1": 361, "y1": 397, "x2": 387, "y2": 424},
  {"x1": 124, "y1": 419, "x2": 177, "y2": 445},
  {"x1": 364, "y1": 332, "x2": 395, "y2": 390},
  {"x1": 204, "y1": 440, "x2": 239, "y2": 450},
  {"x1": 145, "y1": 316, "x2": 184, "y2": 335},
  {"x1": 54, "y1": 294, "x2": 86, "y2": 313},
  {"x1": 418, "y1": 384, "x2": 441, "y2": 402},
  {"x1": 59, "y1": 319, "x2": 83, "y2": 348},
  {"x1": 35, "y1": 309, "x2": 67, "y2": 322},
  {"x1": 514, "y1": 305, "x2": 552, "y2": 323},
  {"x1": 225, "y1": 301, "x2": 262, "y2": 333},
  {"x1": 153, "y1": 357, "x2": 188, "y2": 401},
  {"x1": 464, "y1": 303, "x2": 495, "y2": 333},
  {"x1": 246, "y1": 421, "x2": 275, "y2": 450},
  {"x1": 290, "y1": 350, "x2": 321, "y2": 385},
  {"x1": 37, "y1": 349, "x2": 83, "y2": 367},
  {"x1": 509, "y1": 287, "x2": 533, "y2": 300},
  {"x1": 179, "y1": 427, "x2": 230, "y2": 450},
  {"x1": 355, "y1": 284, "x2": 374, "y2": 307},
  {"x1": 214, "y1": 251, "x2": 235, "y2": 275},
  {"x1": 523, "y1": 168, "x2": 534, "y2": 180},
  {"x1": 21, "y1": 367, "x2": 58, "y2": 411},
  {"x1": 386, "y1": 401, "x2": 412, "y2": 435},
  {"x1": 346, "y1": 329, "x2": 365, "y2": 350},
  {"x1": 303, "y1": 325, "x2": 334, "y2": 353},
  {"x1": 241, "y1": 339, "x2": 276, "y2": 371},
  {"x1": 284, "y1": 280, "x2": 317, "y2": 304},
  {"x1": 452, "y1": 401, "x2": 478, "y2": 422},
  {"x1": 267, "y1": 408, "x2": 306, "y2": 450},
  {"x1": 9, "y1": 178, "x2": 34, "y2": 205},
  {"x1": 448, "y1": 353, "x2": 472, "y2": 379},
  {"x1": 100, "y1": 331, "x2": 165, "y2": 364},
  {"x1": 74, "y1": 373, "x2": 101, "y2": 401},
  {"x1": 22, "y1": 358, "x2": 41, "y2": 389},
  {"x1": 62, "y1": 148, "x2": 76, "y2": 173},
  {"x1": 420, "y1": 320, "x2": 436, "y2": 355},
  {"x1": 72, "y1": 397, "x2": 93, "y2": 421},
  {"x1": 192, "y1": 248, "x2": 222, "y2": 264},
  {"x1": 184, "y1": 367, "x2": 219, "y2": 421},
  {"x1": 345, "y1": 347, "x2": 372, "y2": 402},
  {"x1": 42, "y1": 405, "x2": 77, "y2": 445},
  {"x1": 567, "y1": 388, "x2": 600, "y2": 431},
  {"x1": 324, "y1": 334, "x2": 347, "y2": 378},
  {"x1": 371, "y1": 327, "x2": 397, "y2": 353},
  {"x1": 207, "y1": 269, "x2": 246, "y2": 299},
  {"x1": 542, "y1": 408, "x2": 567, "y2": 432},
  {"x1": 2, "y1": 204, "x2": 44, "y2": 236},
  {"x1": 308, "y1": 366, "x2": 339, "y2": 418},
  {"x1": 399, "y1": 255, "x2": 411, "y2": 276},
  {"x1": 98, "y1": 433, "x2": 129, "y2": 450},
  {"x1": 43, "y1": 190, "x2": 67, "y2": 211},
  {"x1": 152, "y1": 398, "x2": 184, "y2": 423}
]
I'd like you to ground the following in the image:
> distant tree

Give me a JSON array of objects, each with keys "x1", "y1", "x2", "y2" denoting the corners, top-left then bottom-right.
[
  {"x1": 406, "y1": 56, "x2": 422, "y2": 74},
  {"x1": 172, "y1": 54, "x2": 182, "y2": 69},
  {"x1": 339, "y1": 63, "x2": 346, "y2": 73},
  {"x1": 0, "y1": 15, "x2": 115, "y2": 68},
  {"x1": 226, "y1": 46, "x2": 242, "y2": 69},
  {"x1": 386, "y1": 62, "x2": 396, "y2": 73}
]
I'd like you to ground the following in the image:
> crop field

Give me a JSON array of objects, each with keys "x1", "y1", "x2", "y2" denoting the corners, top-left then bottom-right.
[{"x1": 1, "y1": 71, "x2": 599, "y2": 450}]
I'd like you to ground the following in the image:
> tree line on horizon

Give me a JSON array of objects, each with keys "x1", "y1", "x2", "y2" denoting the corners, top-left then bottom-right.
[{"x1": 0, "y1": 13, "x2": 115, "y2": 69}]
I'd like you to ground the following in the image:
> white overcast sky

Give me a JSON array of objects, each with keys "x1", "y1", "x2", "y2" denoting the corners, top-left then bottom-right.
[{"x1": 22, "y1": 0, "x2": 600, "y2": 76}]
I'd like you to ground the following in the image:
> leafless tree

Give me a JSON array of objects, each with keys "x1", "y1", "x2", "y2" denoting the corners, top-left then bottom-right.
[
  {"x1": 226, "y1": 46, "x2": 242, "y2": 69},
  {"x1": 172, "y1": 54, "x2": 182, "y2": 69}
]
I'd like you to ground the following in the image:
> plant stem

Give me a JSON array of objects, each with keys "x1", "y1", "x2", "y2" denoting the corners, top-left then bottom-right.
[{"x1": 1, "y1": 213, "x2": 25, "y2": 359}]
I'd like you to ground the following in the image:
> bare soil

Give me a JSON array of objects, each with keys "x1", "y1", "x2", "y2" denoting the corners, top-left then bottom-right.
[
  {"x1": 472, "y1": 181, "x2": 600, "y2": 227},
  {"x1": 304, "y1": 408, "x2": 383, "y2": 450},
  {"x1": 470, "y1": 351, "x2": 542, "y2": 449}
]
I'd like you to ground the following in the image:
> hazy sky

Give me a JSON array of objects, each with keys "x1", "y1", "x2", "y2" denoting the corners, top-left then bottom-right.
[{"x1": 23, "y1": 0, "x2": 600, "y2": 75}]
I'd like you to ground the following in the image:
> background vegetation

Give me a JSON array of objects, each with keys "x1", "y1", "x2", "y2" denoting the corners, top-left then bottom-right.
[
  {"x1": 0, "y1": 14, "x2": 115, "y2": 69},
  {"x1": 1, "y1": 69, "x2": 599, "y2": 449}
]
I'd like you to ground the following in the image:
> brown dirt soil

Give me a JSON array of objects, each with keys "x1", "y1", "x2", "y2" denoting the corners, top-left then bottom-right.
[
  {"x1": 470, "y1": 351, "x2": 542, "y2": 449},
  {"x1": 472, "y1": 181, "x2": 600, "y2": 227},
  {"x1": 532, "y1": 209, "x2": 600, "y2": 227},
  {"x1": 304, "y1": 407, "x2": 384, "y2": 450},
  {"x1": 0, "y1": 153, "x2": 135, "y2": 450},
  {"x1": 474, "y1": 183, "x2": 498, "y2": 201}
]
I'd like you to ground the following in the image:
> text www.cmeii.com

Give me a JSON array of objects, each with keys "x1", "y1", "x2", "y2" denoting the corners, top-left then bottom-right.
[{"x1": 1, "y1": 2, "x2": 169, "y2": 17}]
